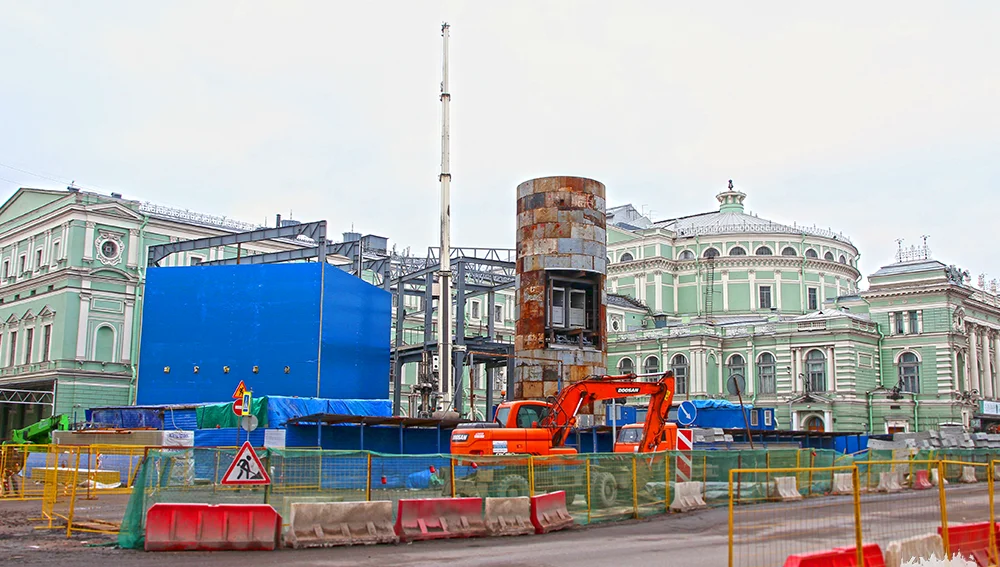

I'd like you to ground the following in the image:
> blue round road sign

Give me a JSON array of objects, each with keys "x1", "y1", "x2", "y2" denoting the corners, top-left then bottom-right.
[{"x1": 677, "y1": 400, "x2": 698, "y2": 426}]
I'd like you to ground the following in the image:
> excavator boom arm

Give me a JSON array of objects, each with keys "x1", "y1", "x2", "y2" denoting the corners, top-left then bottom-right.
[{"x1": 540, "y1": 372, "x2": 676, "y2": 447}]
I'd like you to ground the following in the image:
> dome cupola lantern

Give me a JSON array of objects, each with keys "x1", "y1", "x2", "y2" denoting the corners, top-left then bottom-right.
[{"x1": 716, "y1": 180, "x2": 746, "y2": 213}]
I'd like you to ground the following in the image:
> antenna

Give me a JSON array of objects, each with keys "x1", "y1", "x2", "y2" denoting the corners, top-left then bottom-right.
[{"x1": 436, "y1": 22, "x2": 453, "y2": 414}]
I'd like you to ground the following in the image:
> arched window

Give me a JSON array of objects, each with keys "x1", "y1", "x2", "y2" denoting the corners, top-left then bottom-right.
[
  {"x1": 782, "y1": 247, "x2": 798, "y2": 256},
  {"x1": 805, "y1": 349, "x2": 826, "y2": 391},
  {"x1": 618, "y1": 356, "x2": 635, "y2": 375},
  {"x1": 726, "y1": 354, "x2": 746, "y2": 395},
  {"x1": 703, "y1": 248, "x2": 720, "y2": 259},
  {"x1": 839, "y1": 254, "x2": 847, "y2": 264},
  {"x1": 729, "y1": 246, "x2": 747, "y2": 256},
  {"x1": 671, "y1": 354, "x2": 689, "y2": 395},
  {"x1": 643, "y1": 355, "x2": 660, "y2": 375},
  {"x1": 619, "y1": 252, "x2": 634, "y2": 262},
  {"x1": 94, "y1": 325, "x2": 115, "y2": 362},
  {"x1": 899, "y1": 352, "x2": 920, "y2": 393},
  {"x1": 824, "y1": 251, "x2": 835, "y2": 261},
  {"x1": 804, "y1": 416, "x2": 825, "y2": 432},
  {"x1": 756, "y1": 246, "x2": 773, "y2": 256},
  {"x1": 805, "y1": 249, "x2": 818, "y2": 259},
  {"x1": 678, "y1": 250, "x2": 695, "y2": 260},
  {"x1": 757, "y1": 353, "x2": 776, "y2": 394}
]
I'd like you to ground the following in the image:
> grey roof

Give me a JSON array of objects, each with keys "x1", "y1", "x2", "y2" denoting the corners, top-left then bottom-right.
[
  {"x1": 791, "y1": 309, "x2": 872, "y2": 323},
  {"x1": 652, "y1": 210, "x2": 852, "y2": 243},
  {"x1": 870, "y1": 260, "x2": 947, "y2": 278},
  {"x1": 608, "y1": 293, "x2": 649, "y2": 311}
]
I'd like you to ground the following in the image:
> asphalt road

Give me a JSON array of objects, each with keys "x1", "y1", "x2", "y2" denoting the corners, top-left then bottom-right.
[{"x1": 1, "y1": 485, "x2": 993, "y2": 567}]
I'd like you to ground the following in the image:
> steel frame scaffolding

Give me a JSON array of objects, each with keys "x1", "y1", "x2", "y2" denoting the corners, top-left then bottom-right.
[{"x1": 0, "y1": 387, "x2": 55, "y2": 407}]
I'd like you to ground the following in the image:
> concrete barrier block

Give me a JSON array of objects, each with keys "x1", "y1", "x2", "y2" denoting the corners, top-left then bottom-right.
[
  {"x1": 530, "y1": 491, "x2": 574, "y2": 534},
  {"x1": 286, "y1": 501, "x2": 397, "y2": 548},
  {"x1": 670, "y1": 481, "x2": 707, "y2": 512},
  {"x1": 484, "y1": 497, "x2": 533, "y2": 537},
  {"x1": 145, "y1": 503, "x2": 280, "y2": 552},
  {"x1": 884, "y1": 533, "x2": 944, "y2": 567},
  {"x1": 931, "y1": 469, "x2": 949, "y2": 486},
  {"x1": 395, "y1": 497, "x2": 486, "y2": 542},
  {"x1": 774, "y1": 476, "x2": 802, "y2": 501},
  {"x1": 912, "y1": 470, "x2": 933, "y2": 490},
  {"x1": 831, "y1": 473, "x2": 853, "y2": 495},
  {"x1": 878, "y1": 471, "x2": 903, "y2": 493},
  {"x1": 959, "y1": 466, "x2": 978, "y2": 484}
]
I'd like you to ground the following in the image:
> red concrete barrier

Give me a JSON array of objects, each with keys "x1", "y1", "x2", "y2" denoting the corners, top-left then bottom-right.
[
  {"x1": 782, "y1": 549, "x2": 857, "y2": 567},
  {"x1": 394, "y1": 497, "x2": 487, "y2": 543},
  {"x1": 834, "y1": 544, "x2": 885, "y2": 566},
  {"x1": 938, "y1": 522, "x2": 996, "y2": 567},
  {"x1": 912, "y1": 469, "x2": 932, "y2": 490},
  {"x1": 530, "y1": 491, "x2": 574, "y2": 535},
  {"x1": 145, "y1": 503, "x2": 280, "y2": 551}
]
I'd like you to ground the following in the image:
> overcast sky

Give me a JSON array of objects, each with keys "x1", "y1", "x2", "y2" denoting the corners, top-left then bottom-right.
[{"x1": 1, "y1": 1, "x2": 997, "y2": 288}]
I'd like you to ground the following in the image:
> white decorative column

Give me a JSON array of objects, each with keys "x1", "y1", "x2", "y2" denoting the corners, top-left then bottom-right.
[
  {"x1": 970, "y1": 325, "x2": 981, "y2": 393},
  {"x1": 635, "y1": 272, "x2": 646, "y2": 304},
  {"x1": 819, "y1": 272, "x2": 827, "y2": 305},
  {"x1": 983, "y1": 328, "x2": 993, "y2": 398},
  {"x1": 61, "y1": 223, "x2": 69, "y2": 261},
  {"x1": 610, "y1": 277, "x2": 618, "y2": 294},
  {"x1": 76, "y1": 293, "x2": 92, "y2": 360},
  {"x1": 823, "y1": 410, "x2": 833, "y2": 432},
  {"x1": 775, "y1": 270, "x2": 783, "y2": 310},
  {"x1": 993, "y1": 333, "x2": 1000, "y2": 399},
  {"x1": 654, "y1": 270, "x2": 663, "y2": 313},
  {"x1": 121, "y1": 299, "x2": 135, "y2": 363},
  {"x1": 721, "y1": 270, "x2": 730, "y2": 311},
  {"x1": 828, "y1": 346, "x2": 836, "y2": 392},
  {"x1": 127, "y1": 229, "x2": 139, "y2": 268},
  {"x1": 83, "y1": 222, "x2": 95, "y2": 262},
  {"x1": 791, "y1": 348, "x2": 800, "y2": 392},
  {"x1": 748, "y1": 269, "x2": 757, "y2": 310},
  {"x1": 953, "y1": 349, "x2": 961, "y2": 390}
]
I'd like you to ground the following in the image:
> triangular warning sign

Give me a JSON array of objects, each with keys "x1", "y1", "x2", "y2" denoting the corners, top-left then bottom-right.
[
  {"x1": 232, "y1": 381, "x2": 247, "y2": 399},
  {"x1": 221, "y1": 441, "x2": 270, "y2": 486}
]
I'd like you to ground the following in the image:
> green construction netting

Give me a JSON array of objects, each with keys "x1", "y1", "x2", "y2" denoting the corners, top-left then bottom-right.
[{"x1": 196, "y1": 397, "x2": 268, "y2": 429}]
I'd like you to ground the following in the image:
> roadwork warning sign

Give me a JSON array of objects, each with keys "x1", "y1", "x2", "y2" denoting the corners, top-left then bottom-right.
[{"x1": 221, "y1": 441, "x2": 271, "y2": 486}]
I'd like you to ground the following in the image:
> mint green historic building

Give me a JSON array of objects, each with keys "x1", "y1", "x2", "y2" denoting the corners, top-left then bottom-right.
[{"x1": 0, "y1": 187, "x2": 305, "y2": 439}]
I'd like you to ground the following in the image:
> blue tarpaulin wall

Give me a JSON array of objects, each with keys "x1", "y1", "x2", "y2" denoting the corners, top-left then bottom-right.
[
  {"x1": 137, "y1": 263, "x2": 391, "y2": 405},
  {"x1": 267, "y1": 397, "x2": 391, "y2": 427},
  {"x1": 286, "y1": 423, "x2": 452, "y2": 454}
]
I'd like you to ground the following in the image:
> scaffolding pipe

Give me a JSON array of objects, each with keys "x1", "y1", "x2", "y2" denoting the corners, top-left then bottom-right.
[{"x1": 437, "y1": 22, "x2": 453, "y2": 411}]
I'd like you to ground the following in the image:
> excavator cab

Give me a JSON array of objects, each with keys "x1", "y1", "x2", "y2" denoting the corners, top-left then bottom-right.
[{"x1": 494, "y1": 401, "x2": 550, "y2": 429}]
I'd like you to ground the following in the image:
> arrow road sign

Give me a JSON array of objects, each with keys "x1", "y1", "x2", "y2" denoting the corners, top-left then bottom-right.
[{"x1": 677, "y1": 400, "x2": 698, "y2": 426}]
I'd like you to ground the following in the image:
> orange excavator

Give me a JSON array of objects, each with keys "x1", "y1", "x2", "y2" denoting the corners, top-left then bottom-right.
[
  {"x1": 450, "y1": 371, "x2": 677, "y2": 456},
  {"x1": 444, "y1": 372, "x2": 677, "y2": 506}
]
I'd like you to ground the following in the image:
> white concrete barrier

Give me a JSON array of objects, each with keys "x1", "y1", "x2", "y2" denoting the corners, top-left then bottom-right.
[
  {"x1": 831, "y1": 473, "x2": 853, "y2": 495},
  {"x1": 878, "y1": 471, "x2": 903, "y2": 493},
  {"x1": 774, "y1": 476, "x2": 802, "y2": 501},
  {"x1": 484, "y1": 497, "x2": 533, "y2": 536},
  {"x1": 931, "y1": 469, "x2": 949, "y2": 486},
  {"x1": 959, "y1": 466, "x2": 978, "y2": 484},
  {"x1": 285, "y1": 501, "x2": 398, "y2": 548},
  {"x1": 884, "y1": 533, "x2": 945, "y2": 567},
  {"x1": 669, "y1": 481, "x2": 707, "y2": 512},
  {"x1": 993, "y1": 464, "x2": 1000, "y2": 482}
]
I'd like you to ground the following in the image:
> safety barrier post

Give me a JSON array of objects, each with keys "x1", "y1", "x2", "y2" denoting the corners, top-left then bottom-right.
[
  {"x1": 450, "y1": 457, "x2": 456, "y2": 498},
  {"x1": 84, "y1": 445, "x2": 92, "y2": 502},
  {"x1": 765, "y1": 451, "x2": 770, "y2": 496},
  {"x1": 585, "y1": 457, "x2": 591, "y2": 524},
  {"x1": 528, "y1": 455, "x2": 535, "y2": 497},
  {"x1": 736, "y1": 454, "x2": 742, "y2": 501},
  {"x1": 365, "y1": 453, "x2": 372, "y2": 501},
  {"x1": 631, "y1": 454, "x2": 638, "y2": 519},
  {"x1": 702, "y1": 454, "x2": 708, "y2": 500},
  {"x1": 727, "y1": 468, "x2": 734, "y2": 567},
  {"x1": 665, "y1": 451, "x2": 671, "y2": 514},
  {"x1": 808, "y1": 451, "x2": 815, "y2": 496},
  {"x1": 938, "y1": 460, "x2": 949, "y2": 556},
  {"x1": 66, "y1": 450, "x2": 81, "y2": 537},
  {"x1": 852, "y1": 465, "x2": 863, "y2": 566},
  {"x1": 989, "y1": 459, "x2": 997, "y2": 561}
]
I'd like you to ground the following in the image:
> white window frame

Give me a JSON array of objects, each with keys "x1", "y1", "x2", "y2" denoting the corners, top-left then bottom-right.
[
  {"x1": 18, "y1": 254, "x2": 26, "y2": 275},
  {"x1": 51, "y1": 239, "x2": 61, "y2": 265},
  {"x1": 807, "y1": 287, "x2": 819, "y2": 311},
  {"x1": 189, "y1": 255, "x2": 205, "y2": 266},
  {"x1": 493, "y1": 304, "x2": 503, "y2": 323},
  {"x1": 42, "y1": 324, "x2": 52, "y2": 363},
  {"x1": 758, "y1": 285, "x2": 773, "y2": 310},
  {"x1": 470, "y1": 300, "x2": 481, "y2": 320}
]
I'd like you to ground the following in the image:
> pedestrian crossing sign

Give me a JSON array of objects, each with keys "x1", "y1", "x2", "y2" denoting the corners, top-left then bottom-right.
[{"x1": 220, "y1": 441, "x2": 271, "y2": 486}]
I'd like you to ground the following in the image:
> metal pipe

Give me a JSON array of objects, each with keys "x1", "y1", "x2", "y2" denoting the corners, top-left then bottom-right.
[{"x1": 436, "y1": 22, "x2": 453, "y2": 412}]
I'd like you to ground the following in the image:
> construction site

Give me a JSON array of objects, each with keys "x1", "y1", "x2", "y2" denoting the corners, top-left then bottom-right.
[{"x1": 1, "y1": 19, "x2": 999, "y2": 567}]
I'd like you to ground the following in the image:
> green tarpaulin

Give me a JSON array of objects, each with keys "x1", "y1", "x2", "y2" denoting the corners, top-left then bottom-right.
[{"x1": 196, "y1": 397, "x2": 268, "y2": 429}]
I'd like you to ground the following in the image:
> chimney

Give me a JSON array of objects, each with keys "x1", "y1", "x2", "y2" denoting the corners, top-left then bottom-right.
[{"x1": 276, "y1": 213, "x2": 282, "y2": 228}]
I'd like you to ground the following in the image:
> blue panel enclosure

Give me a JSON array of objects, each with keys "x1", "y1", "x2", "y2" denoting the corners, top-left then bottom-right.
[{"x1": 137, "y1": 263, "x2": 390, "y2": 405}]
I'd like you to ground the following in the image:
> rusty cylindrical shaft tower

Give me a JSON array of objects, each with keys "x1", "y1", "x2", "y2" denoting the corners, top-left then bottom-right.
[{"x1": 514, "y1": 176, "x2": 607, "y2": 418}]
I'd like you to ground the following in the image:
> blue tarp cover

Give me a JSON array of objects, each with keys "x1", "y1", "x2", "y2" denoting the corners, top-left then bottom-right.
[
  {"x1": 690, "y1": 400, "x2": 754, "y2": 410},
  {"x1": 267, "y1": 396, "x2": 392, "y2": 426}
]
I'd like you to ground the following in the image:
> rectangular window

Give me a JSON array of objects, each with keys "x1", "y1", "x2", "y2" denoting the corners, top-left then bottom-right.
[
  {"x1": 895, "y1": 312, "x2": 905, "y2": 335},
  {"x1": 750, "y1": 410, "x2": 759, "y2": 427},
  {"x1": 568, "y1": 290, "x2": 587, "y2": 327},
  {"x1": 807, "y1": 287, "x2": 818, "y2": 311},
  {"x1": 42, "y1": 325, "x2": 51, "y2": 362},
  {"x1": 470, "y1": 300, "x2": 480, "y2": 320},
  {"x1": 758, "y1": 364, "x2": 776, "y2": 394},
  {"x1": 550, "y1": 287, "x2": 566, "y2": 327},
  {"x1": 35, "y1": 249, "x2": 43, "y2": 269},
  {"x1": 909, "y1": 311, "x2": 919, "y2": 334},
  {"x1": 24, "y1": 328, "x2": 33, "y2": 364},
  {"x1": 673, "y1": 364, "x2": 688, "y2": 394},
  {"x1": 8, "y1": 331, "x2": 16, "y2": 367},
  {"x1": 52, "y1": 241, "x2": 60, "y2": 262},
  {"x1": 764, "y1": 410, "x2": 773, "y2": 427},
  {"x1": 2, "y1": 260, "x2": 7, "y2": 279},
  {"x1": 189, "y1": 256, "x2": 203, "y2": 266},
  {"x1": 494, "y1": 304, "x2": 503, "y2": 323},
  {"x1": 758, "y1": 285, "x2": 772, "y2": 310},
  {"x1": 18, "y1": 254, "x2": 25, "y2": 274}
]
